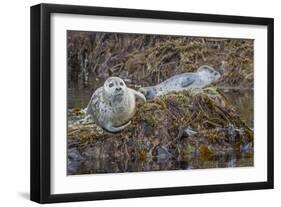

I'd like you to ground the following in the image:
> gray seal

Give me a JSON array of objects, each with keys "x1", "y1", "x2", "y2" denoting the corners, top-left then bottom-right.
[
  {"x1": 86, "y1": 77, "x2": 146, "y2": 133},
  {"x1": 139, "y1": 65, "x2": 221, "y2": 99}
]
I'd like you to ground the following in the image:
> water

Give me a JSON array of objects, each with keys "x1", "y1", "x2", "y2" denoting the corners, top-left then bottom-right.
[
  {"x1": 223, "y1": 89, "x2": 253, "y2": 128},
  {"x1": 68, "y1": 83, "x2": 100, "y2": 109},
  {"x1": 68, "y1": 152, "x2": 253, "y2": 175}
]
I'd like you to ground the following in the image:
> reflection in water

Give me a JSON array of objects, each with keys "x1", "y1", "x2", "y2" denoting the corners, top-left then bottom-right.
[
  {"x1": 223, "y1": 89, "x2": 253, "y2": 128},
  {"x1": 67, "y1": 85, "x2": 254, "y2": 175},
  {"x1": 68, "y1": 151, "x2": 253, "y2": 175},
  {"x1": 68, "y1": 80, "x2": 103, "y2": 109}
]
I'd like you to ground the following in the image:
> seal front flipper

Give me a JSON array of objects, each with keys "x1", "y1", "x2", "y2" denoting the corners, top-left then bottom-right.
[
  {"x1": 181, "y1": 77, "x2": 195, "y2": 87},
  {"x1": 86, "y1": 87, "x2": 102, "y2": 116},
  {"x1": 129, "y1": 88, "x2": 146, "y2": 102},
  {"x1": 104, "y1": 121, "x2": 131, "y2": 133}
]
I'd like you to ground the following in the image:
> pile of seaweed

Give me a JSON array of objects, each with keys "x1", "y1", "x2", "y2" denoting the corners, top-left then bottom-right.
[
  {"x1": 67, "y1": 87, "x2": 253, "y2": 169},
  {"x1": 67, "y1": 31, "x2": 254, "y2": 93}
]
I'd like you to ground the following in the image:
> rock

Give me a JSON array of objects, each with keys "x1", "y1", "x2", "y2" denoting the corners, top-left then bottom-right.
[
  {"x1": 176, "y1": 126, "x2": 197, "y2": 140},
  {"x1": 68, "y1": 147, "x2": 83, "y2": 161},
  {"x1": 67, "y1": 147, "x2": 83, "y2": 175},
  {"x1": 156, "y1": 146, "x2": 172, "y2": 162}
]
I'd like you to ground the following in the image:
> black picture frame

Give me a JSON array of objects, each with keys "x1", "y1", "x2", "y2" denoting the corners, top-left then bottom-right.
[{"x1": 30, "y1": 3, "x2": 274, "y2": 204}]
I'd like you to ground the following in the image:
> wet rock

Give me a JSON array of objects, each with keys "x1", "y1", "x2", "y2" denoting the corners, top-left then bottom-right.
[
  {"x1": 176, "y1": 126, "x2": 197, "y2": 140},
  {"x1": 156, "y1": 146, "x2": 172, "y2": 163},
  {"x1": 67, "y1": 147, "x2": 83, "y2": 175},
  {"x1": 240, "y1": 142, "x2": 253, "y2": 153},
  {"x1": 68, "y1": 147, "x2": 83, "y2": 161}
]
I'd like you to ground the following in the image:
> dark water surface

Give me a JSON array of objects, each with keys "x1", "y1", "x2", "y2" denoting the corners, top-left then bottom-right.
[
  {"x1": 68, "y1": 151, "x2": 253, "y2": 175},
  {"x1": 223, "y1": 89, "x2": 253, "y2": 128}
]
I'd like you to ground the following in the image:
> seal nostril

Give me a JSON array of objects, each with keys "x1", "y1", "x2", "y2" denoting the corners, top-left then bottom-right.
[{"x1": 116, "y1": 87, "x2": 121, "y2": 91}]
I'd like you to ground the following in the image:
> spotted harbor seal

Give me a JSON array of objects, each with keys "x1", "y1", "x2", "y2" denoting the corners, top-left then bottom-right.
[
  {"x1": 86, "y1": 77, "x2": 146, "y2": 133},
  {"x1": 139, "y1": 65, "x2": 221, "y2": 99}
]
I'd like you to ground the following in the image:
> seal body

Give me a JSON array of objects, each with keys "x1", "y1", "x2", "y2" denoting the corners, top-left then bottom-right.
[
  {"x1": 139, "y1": 65, "x2": 221, "y2": 99},
  {"x1": 86, "y1": 77, "x2": 146, "y2": 132}
]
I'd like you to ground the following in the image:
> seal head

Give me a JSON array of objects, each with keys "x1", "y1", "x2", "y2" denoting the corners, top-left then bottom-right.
[
  {"x1": 197, "y1": 65, "x2": 221, "y2": 84},
  {"x1": 138, "y1": 87, "x2": 157, "y2": 100},
  {"x1": 103, "y1": 77, "x2": 127, "y2": 105}
]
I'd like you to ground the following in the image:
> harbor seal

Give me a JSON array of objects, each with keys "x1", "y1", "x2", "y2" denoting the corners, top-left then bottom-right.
[
  {"x1": 139, "y1": 65, "x2": 221, "y2": 99},
  {"x1": 86, "y1": 77, "x2": 146, "y2": 133}
]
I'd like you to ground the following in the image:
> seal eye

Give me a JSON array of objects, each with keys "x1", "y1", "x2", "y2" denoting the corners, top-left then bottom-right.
[
  {"x1": 120, "y1": 82, "x2": 124, "y2": 86},
  {"x1": 109, "y1": 83, "x2": 114, "y2": 88}
]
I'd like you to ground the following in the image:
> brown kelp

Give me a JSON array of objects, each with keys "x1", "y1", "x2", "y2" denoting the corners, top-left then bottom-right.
[
  {"x1": 67, "y1": 31, "x2": 253, "y2": 92},
  {"x1": 68, "y1": 88, "x2": 253, "y2": 172},
  {"x1": 67, "y1": 31, "x2": 254, "y2": 174}
]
